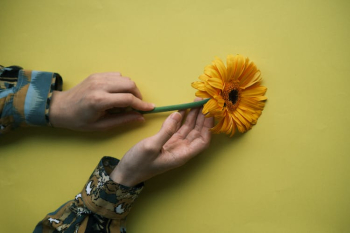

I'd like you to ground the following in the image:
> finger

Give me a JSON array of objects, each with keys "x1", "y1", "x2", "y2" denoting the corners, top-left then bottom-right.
[
  {"x1": 184, "y1": 116, "x2": 213, "y2": 155},
  {"x1": 89, "y1": 112, "x2": 144, "y2": 131},
  {"x1": 151, "y1": 112, "x2": 183, "y2": 148},
  {"x1": 91, "y1": 73, "x2": 143, "y2": 100},
  {"x1": 201, "y1": 116, "x2": 214, "y2": 142},
  {"x1": 103, "y1": 72, "x2": 122, "y2": 76},
  {"x1": 185, "y1": 121, "x2": 203, "y2": 142},
  {"x1": 186, "y1": 132, "x2": 212, "y2": 158},
  {"x1": 176, "y1": 105, "x2": 200, "y2": 138},
  {"x1": 193, "y1": 107, "x2": 205, "y2": 132},
  {"x1": 91, "y1": 72, "x2": 122, "y2": 77},
  {"x1": 203, "y1": 114, "x2": 214, "y2": 129},
  {"x1": 186, "y1": 111, "x2": 213, "y2": 142},
  {"x1": 176, "y1": 110, "x2": 186, "y2": 131},
  {"x1": 176, "y1": 98, "x2": 203, "y2": 136},
  {"x1": 106, "y1": 76, "x2": 143, "y2": 100},
  {"x1": 96, "y1": 93, "x2": 155, "y2": 111}
]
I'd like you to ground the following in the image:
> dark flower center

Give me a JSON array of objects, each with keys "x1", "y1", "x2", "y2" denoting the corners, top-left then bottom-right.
[{"x1": 229, "y1": 89, "x2": 239, "y2": 104}]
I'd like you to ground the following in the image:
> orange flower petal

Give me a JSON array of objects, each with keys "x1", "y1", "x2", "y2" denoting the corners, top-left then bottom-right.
[
  {"x1": 207, "y1": 77, "x2": 223, "y2": 89},
  {"x1": 240, "y1": 70, "x2": 262, "y2": 89},
  {"x1": 231, "y1": 113, "x2": 246, "y2": 133},
  {"x1": 212, "y1": 57, "x2": 227, "y2": 82},
  {"x1": 205, "y1": 82, "x2": 220, "y2": 97},
  {"x1": 216, "y1": 95, "x2": 225, "y2": 107},
  {"x1": 252, "y1": 96, "x2": 268, "y2": 101},
  {"x1": 191, "y1": 81, "x2": 206, "y2": 91},
  {"x1": 227, "y1": 54, "x2": 246, "y2": 82},
  {"x1": 204, "y1": 65, "x2": 221, "y2": 81},
  {"x1": 236, "y1": 108, "x2": 256, "y2": 124},
  {"x1": 206, "y1": 111, "x2": 224, "y2": 119},
  {"x1": 239, "y1": 59, "x2": 257, "y2": 83},
  {"x1": 241, "y1": 86, "x2": 267, "y2": 97},
  {"x1": 241, "y1": 98, "x2": 266, "y2": 110},
  {"x1": 229, "y1": 119, "x2": 236, "y2": 137},
  {"x1": 220, "y1": 113, "x2": 230, "y2": 133},
  {"x1": 224, "y1": 114, "x2": 236, "y2": 136},
  {"x1": 203, "y1": 99, "x2": 220, "y2": 115},
  {"x1": 211, "y1": 118, "x2": 225, "y2": 134},
  {"x1": 198, "y1": 74, "x2": 209, "y2": 82},
  {"x1": 234, "y1": 111, "x2": 251, "y2": 130},
  {"x1": 195, "y1": 90, "x2": 211, "y2": 98},
  {"x1": 238, "y1": 103, "x2": 256, "y2": 113}
]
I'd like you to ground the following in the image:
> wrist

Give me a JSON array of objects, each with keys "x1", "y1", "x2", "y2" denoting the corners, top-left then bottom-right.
[
  {"x1": 110, "y1": 165, "x2": 140, "y2": 187},
  {"x1": 49, "y1": 91, "x2": 64, "y2": 128}
]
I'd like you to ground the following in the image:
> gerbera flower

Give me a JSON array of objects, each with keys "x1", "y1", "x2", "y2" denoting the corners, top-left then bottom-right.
[{"x1": 191, "y1": 55, "x2": 267, "y2": 136}]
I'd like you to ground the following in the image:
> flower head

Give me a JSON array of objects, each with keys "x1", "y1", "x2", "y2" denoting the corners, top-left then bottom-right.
[{"x1": 192, "y1": 55, "x2": 267, "y2": 136}]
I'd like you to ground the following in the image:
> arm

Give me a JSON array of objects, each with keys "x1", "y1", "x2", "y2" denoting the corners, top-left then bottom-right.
[
  {"x1": 0, "y1": 65, "x2": 62, "y2": 134},
  {"x1": 34, "y1": 156, "x2": 143, "y2": 233},
  {"x1": 0, "y1": 66, "x2": 154, "y2": 134},
  {"x1": 34, "y1": 100, "x2": 214, "y2": 233}
]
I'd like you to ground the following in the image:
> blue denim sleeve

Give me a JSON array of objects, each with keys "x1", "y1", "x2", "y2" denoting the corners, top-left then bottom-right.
[{"x1": 0, "y1": 65, "x2": 62, "y2": 134}]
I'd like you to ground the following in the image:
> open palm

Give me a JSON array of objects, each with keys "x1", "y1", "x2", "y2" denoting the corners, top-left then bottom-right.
[{"x1": 110, "y1": 99, "x2": 214, "y2": 187}]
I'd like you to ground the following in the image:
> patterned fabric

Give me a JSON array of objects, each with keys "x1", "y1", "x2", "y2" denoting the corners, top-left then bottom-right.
[
  {"x1": 34, "y1": 156, "x2": 144, "y2": 233},
  {"x1": 1, "y1": 65, "x2": 143, "y2": 232},
  {"x1": 0, "y1": 65, "x2": 62, "y2": 134}
]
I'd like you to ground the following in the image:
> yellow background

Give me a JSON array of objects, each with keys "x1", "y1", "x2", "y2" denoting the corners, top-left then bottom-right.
[{"x1": 1, "y1": 0, "x2": 349, "y2": 232}]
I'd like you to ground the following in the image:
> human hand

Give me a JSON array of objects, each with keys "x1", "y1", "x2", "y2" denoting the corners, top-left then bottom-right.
[
  {"x1": 110, "y1": 99, "x2": 214, "y2": 187},
  {"x1": 49, "y1": 72, "x2": 155, "y2": 131}
]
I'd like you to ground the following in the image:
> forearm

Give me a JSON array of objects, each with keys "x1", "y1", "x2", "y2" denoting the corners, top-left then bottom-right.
[
  {"x1": 34, "y1": 156, "x2": 143, "y2": 233},
  {"x1": 0, "y1": 65, "x2": 62, "y2": 134}
]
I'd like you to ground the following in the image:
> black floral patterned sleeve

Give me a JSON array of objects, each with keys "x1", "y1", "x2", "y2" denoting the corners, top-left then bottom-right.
[{"x1": 34, "y1": 156, "x2": 144, "y2": 233}]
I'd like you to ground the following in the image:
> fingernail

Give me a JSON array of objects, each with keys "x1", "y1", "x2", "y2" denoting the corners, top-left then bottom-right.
[
  {"x1": 151, "y1": 103, "x2": 156, "y2": 108},
  {"x1": 171, "y1": 112, "x2": 182, "y2": 121}
]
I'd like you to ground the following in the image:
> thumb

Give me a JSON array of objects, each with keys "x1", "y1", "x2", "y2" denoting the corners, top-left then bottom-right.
[{"x1": 152, "y1": 112, "x2": 183, "y2": 148}]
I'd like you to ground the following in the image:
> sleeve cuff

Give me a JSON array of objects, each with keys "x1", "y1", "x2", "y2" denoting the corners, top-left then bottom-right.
[
  {"x1": 81, "y1": 156, "x2": 144, "y2": 220},
  {"x1": 15, "y1": 69, "x2": 63, "y2": 127},
  {"x1": 1, "y1": 66, "x2": 63, "y2": 132}
]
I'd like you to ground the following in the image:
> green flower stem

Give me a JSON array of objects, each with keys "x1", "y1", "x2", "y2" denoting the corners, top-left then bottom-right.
[{"x1": 138, "y1": 98, "x2": 209, "y2": 114}]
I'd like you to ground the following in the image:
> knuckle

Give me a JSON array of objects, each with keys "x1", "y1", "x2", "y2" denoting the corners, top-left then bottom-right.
[
  {"x1": 87, "y1": 73, "x2": 95, "y2": 79},
  {"x1": 87, "y1": 75, "x2": 104, "y2": 89},
  {"x1": 88, "y1": 73, "x2": 99, "y2": 80},
  {"x1": 124, "y1": 93, "x2": 135, "y2": 104},
  {"x1": 143, "y1": 141, "x2": 158, "y2": 152},
  {"x1": 87, "y1": 92, "x2": 103, "y2": 107},
  {"x1": 128, "y1": 80, "x2": 137, "y2": 90},
  {"x1": 163, "y1": 125, "x2": 176, "y2": 138}
]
